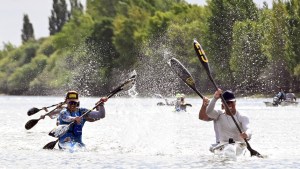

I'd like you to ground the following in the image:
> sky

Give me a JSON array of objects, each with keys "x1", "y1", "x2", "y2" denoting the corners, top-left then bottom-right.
[{"x1": 0, "y1": 0, "x2": 273, "y2": 49}]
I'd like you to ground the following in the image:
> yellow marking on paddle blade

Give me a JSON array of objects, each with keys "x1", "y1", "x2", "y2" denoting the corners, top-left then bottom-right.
[
  {"x1": 186, "y1": 77, "x2": 194, "y2": 86},
  {"x1": 195, "y1": 42, "x2": 208, "y2": 63}
]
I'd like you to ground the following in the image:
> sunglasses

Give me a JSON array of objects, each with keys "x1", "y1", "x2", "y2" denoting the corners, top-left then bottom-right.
[{"x1": 68, "y1": 101, "x2": 79, "y2": 106}]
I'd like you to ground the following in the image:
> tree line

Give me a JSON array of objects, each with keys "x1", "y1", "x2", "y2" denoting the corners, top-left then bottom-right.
[{"x1": 0, "y1": 0, "x2": 299, "y2": 97}]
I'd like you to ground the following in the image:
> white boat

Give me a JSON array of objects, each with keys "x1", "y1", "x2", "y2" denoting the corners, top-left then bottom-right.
[
  {"x1": 264, "y1": 93, "x2": 298, "y2": 107},
  {"x1": 264, "y1": 101, "x2": 298, "y2": 107},
  {"x1": 210, "y1": 142, "x2": 247, "y2": 160}
]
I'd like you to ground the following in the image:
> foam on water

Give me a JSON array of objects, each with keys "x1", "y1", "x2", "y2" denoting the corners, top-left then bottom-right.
[{"x1": 1, "y1": 96, "x2": 300, "y2": 168}]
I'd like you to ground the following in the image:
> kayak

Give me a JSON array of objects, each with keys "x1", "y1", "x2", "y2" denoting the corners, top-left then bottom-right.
[
  {"x1": 210, "y1": 142, "x2": 247, "y2": 160},
  {"x1": 156, "y1": 101, "x2": 175, "y2": 106}
]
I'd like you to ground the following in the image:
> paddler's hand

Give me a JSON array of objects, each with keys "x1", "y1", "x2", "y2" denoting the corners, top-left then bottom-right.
[
  {"x1": 202, "y1": 97, "x2": 210, "y2": 107},
  {"x1": 96, "y1": 97, "x2": 108, "y2": 105},
  {"x1": 214, "y1": 89, "x2": 222, "y2": 100},
  {"x1": 74, "y1": 116, "x2": 81, "y2": 124},
  {"x1": 40, "y1": 115, "x2": 46, "y2": 119},
  {"x1": 240, "y1": 132, "x2": 248, "y2": 139},
  {"x1": 100, "y1": 97, "x2": 108, "y2": 103},
  {"x1": 42, "y1": 107, "x2": 48, "y2": 112}
]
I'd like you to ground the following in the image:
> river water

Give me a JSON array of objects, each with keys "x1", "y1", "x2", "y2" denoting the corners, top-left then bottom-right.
[{"x1": 0, "y1": 95, "x2": 299, "y2": 168}]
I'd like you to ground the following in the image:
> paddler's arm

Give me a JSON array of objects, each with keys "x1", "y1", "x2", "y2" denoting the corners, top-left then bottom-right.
[
  {"x1": 206, "y1": 89, "x2": 222, "y2": 119},
  {"x1": 85, "y1": 97, "x2": 107, "y2": 122},
  {"x1": 48, "y1": 107, "x2": 65, "y2": 119},
  {"x1": 40, "y1": 103, "x2": 65, "y2": 119},
  {"x1": 199, "y1": 97, "x2": 212, "y2": 121}
]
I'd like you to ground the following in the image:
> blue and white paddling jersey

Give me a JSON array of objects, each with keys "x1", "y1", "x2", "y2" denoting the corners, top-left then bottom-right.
[{"x1": 58, "y1": 108, "x2": 88, "y2": 144}]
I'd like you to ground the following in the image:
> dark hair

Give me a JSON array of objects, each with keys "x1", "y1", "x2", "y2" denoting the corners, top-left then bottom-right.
[{"x1": 222, "y1": 90, "x2": 236, "y2": 102}]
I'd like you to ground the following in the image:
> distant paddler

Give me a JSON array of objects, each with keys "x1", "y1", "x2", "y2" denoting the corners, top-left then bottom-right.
[{"x1": 175, "y1": 93, "x2": 192, "y2": 112}]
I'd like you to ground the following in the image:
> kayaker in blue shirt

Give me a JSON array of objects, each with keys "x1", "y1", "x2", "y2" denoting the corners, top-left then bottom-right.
[{"x1": 57, "y1": 91, "x2": 107, "y2": 149}]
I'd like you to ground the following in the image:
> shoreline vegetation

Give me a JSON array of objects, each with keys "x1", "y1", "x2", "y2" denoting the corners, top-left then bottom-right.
[{"x1": 1, "y1": 0, "x2": 299, "y2": 96}]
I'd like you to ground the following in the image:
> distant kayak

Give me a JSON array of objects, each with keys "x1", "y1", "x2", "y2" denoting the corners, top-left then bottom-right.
[{"x1": 156, "y1": 101, "x2": 175, "y2": 106}]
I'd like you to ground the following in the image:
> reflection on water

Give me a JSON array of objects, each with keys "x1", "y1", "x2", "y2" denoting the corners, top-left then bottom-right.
[{"x1": 0, "y1": 96, "x2": 299, "y2": 168}]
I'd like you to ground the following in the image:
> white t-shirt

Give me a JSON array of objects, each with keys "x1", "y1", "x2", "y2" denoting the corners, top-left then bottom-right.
[{"x1": 206, "y1": 98, "x2": 252, "y2": 143}]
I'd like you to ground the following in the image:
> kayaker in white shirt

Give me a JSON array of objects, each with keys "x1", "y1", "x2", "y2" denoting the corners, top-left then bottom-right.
[{"x1": 206, "y1": 89, "x2": 252, "y2": 143}]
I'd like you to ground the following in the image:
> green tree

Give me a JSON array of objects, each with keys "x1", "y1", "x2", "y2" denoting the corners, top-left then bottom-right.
[
  {"x1": 285, "y1": 0, "x2": 300, "y2": 91},
  {"x1": 206, "y1": 0, "x2": 258, "y2": 88},
  {"x1": 49, "y1": 0, "x2": 70, "y2": 35},
  {"x1": 230, "y1": 20, "x2": 267, "y2": 93},
  {"x1": 86, "y1": 0, "x2": 118, "y2": 19},
  {"x1": 21, "y1": 14, "x2": 35, "y2": 43},
  {"x1": 7, "y1": 54, "x2": 47, "y2": 94},
  {"x1": 263, "y1": 1, "x2": 291, "y2": 91},
  {"x1": 70, "y1": 0, "x2": 83, "y2": 16},
  {"x1": 85, "y1": 18, "x2": 118, "y2": 94}
]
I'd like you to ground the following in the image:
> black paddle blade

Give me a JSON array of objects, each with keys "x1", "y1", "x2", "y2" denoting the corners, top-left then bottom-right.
[
  {"x1": 250, "y1": 149, "x2": 264, "y2": 158},
  {"x1": 43, "y1": 139, "x2": 58, "y2": 150},
  {"x1": 168, "y1": 58, "x2": 196, "y2": 88},
  {"x1": 27, "y1": 107, "x2": 40, "y2": 116},
  {"x1": 25, "y1": 119, "x2": 39, "y2": 130},
  {"x1": 247, "y1": 144, "x2": 264, "y2": 158},
  {"x1": 168, "y1": 58, "x2": 204, "y2": 98}
]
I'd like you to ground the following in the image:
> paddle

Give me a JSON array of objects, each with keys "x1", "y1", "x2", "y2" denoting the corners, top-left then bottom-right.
[
  {"x1": 27, "y1": 102, "x2": 65, "y2": 116},
  {"x1": 168, "y1": 58, "x2": 204, "y2": 99},
  {"x1": 43, "y1": 139, "x2": 59, "y2": 150},
  {"x1": 193, "y1": 39, "x2": 263, "y2": 158},
  {"x1": 43, "y1": 71, "x2": 137, "y2": 150},
  {"x1": 25, "y1": 102, "x2": 65, "y2": 130}
]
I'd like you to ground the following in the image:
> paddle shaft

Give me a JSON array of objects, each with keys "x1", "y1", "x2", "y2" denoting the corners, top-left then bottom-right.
[
  {"x1": 43, "y1": 103, "x2": 65, "y2": 118},
  {"x1": 190, "y1": 85, "x2": 204, "y2": 99},
  {"x1": 38, "y1": 102, "x2": 64, "y2": 113}
]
